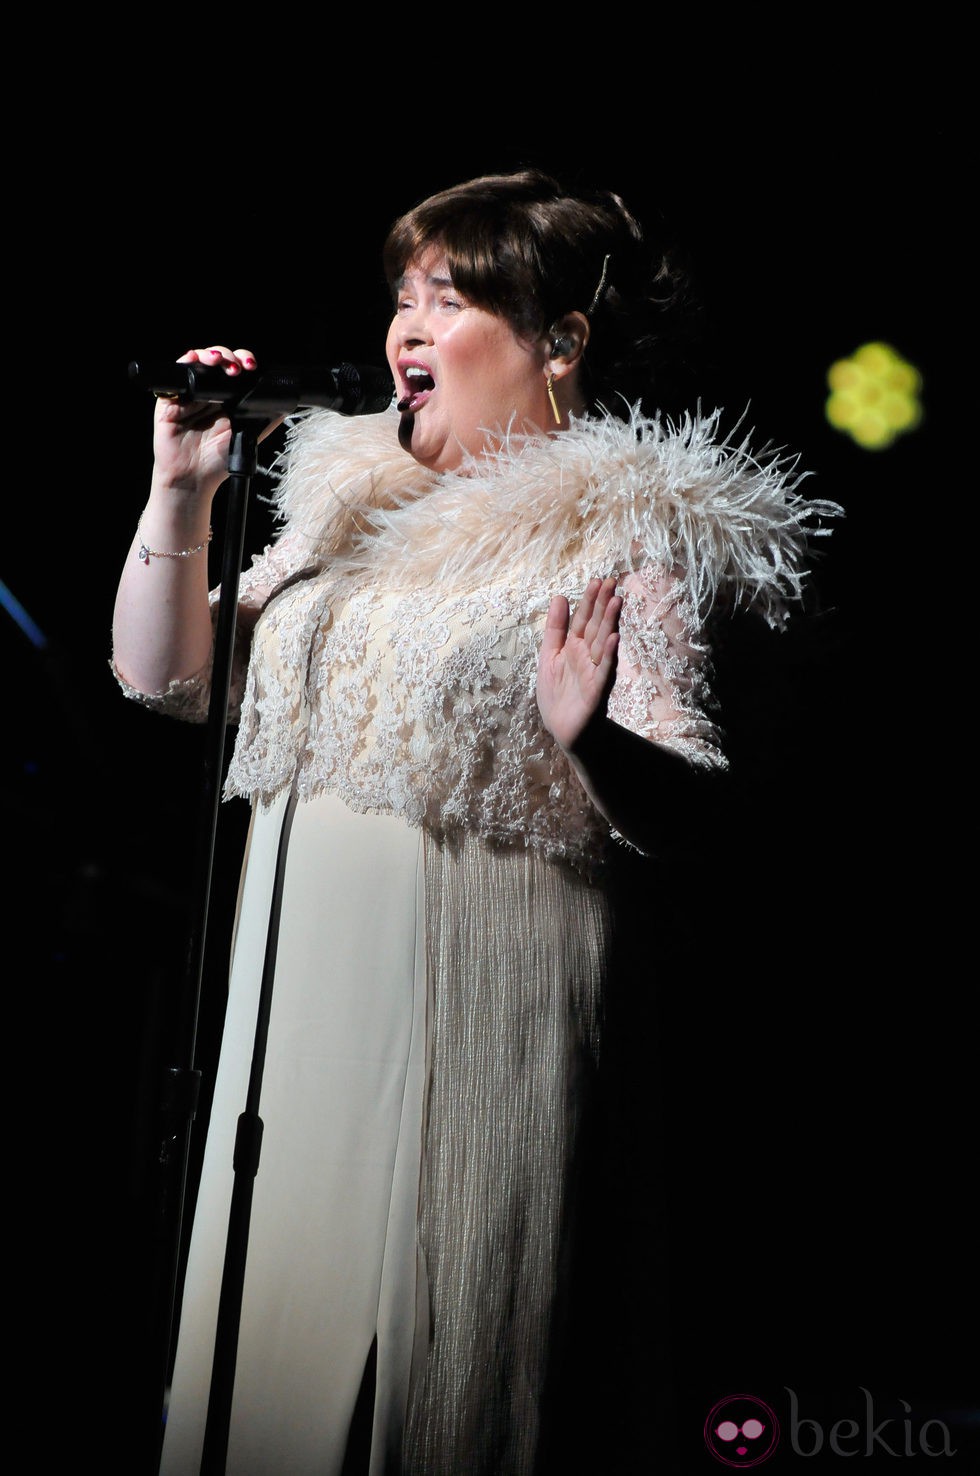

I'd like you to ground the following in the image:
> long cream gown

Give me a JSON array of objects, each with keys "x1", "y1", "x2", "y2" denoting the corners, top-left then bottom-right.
[
  {"x1": 160, "y1": 796, "x2": 610, "y2": 1476},
  {"x1": 126, "y1": 402, "x2": 829, "y2": 1473}
]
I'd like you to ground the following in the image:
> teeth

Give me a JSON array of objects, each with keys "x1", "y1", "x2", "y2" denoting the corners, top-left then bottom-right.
[{"x1": 405, "y1": 366, "x2": 428, "y2": 379}]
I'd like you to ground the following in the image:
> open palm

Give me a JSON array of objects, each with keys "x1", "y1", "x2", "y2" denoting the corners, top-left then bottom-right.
[{"x1": 536, "y1": 576, "x2": 622, "y2": 752}]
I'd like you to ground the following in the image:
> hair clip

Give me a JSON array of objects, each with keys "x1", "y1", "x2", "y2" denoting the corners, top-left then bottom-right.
[{"x1": 587, "y1": 254, "x2": 611, "y2": 316}]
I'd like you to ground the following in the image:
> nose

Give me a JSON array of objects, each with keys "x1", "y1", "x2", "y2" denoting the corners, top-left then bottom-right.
[{"x1": 395, "y1": 302, "x2": 432, "y2": 349}]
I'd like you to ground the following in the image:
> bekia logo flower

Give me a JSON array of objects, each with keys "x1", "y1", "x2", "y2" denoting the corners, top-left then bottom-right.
[{"x1": 704, "y1": 1393, "x2": 780, "y2": 1467}]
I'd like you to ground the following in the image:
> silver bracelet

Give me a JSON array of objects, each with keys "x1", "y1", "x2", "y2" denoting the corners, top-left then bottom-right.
[{"x1": 137, "y1": 517, "x2": 213, "y2": 563}]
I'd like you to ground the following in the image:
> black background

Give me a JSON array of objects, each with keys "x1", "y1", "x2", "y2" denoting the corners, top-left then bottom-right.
[{"x1": 10, "y1": 63, "x2": 970, "y2": 1475}]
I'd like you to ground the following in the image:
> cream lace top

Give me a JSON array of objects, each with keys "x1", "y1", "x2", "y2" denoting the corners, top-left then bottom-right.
[{"x1": 114, "y1": 405, "x2": 839, "y2": 872}]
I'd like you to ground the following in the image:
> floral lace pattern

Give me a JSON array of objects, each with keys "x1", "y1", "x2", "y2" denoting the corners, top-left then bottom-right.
[
  {"x1": 116, "y1": 534, "x2": 725, "y2": 874},
  {"x1": 240, "y1": 569, "x2": 724, "y2": 868}
]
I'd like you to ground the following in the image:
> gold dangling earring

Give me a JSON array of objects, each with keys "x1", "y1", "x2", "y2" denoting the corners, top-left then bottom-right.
[{"x1": 546, "y1": 372, "x2": 561, "y2": 426}]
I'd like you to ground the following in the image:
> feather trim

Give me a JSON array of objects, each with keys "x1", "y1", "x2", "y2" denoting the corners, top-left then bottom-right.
[{"x1": 265, "y1": 403, "x2": 842, "y2": 625}]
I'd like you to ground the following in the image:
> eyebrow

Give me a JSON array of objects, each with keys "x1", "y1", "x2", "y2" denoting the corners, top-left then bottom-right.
[{"x1": 394, "y1": 272, "x2": 455, "y2": 291}]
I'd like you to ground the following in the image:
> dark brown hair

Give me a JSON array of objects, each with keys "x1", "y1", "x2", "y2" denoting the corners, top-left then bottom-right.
[{"x1": 382, "y1": 169, "x2": 700, "y2": 417}]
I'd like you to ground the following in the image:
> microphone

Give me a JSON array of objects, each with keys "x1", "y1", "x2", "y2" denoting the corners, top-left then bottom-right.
[{"x1": 128, "y1": 360, "x2": 394, "y2": 416}]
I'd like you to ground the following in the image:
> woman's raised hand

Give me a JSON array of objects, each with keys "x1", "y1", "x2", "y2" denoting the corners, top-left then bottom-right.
[
  {"x1": 535, "y1": 576, "x2": 622, "y2": 753},
  {"x1": 152, "y1": 346, "x2": 259, "y2": 500}
]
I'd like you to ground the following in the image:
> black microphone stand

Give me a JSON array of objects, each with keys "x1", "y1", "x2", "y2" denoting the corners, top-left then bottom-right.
[
  {"x1": 130, "y1": 361, "x2": 393, "y2": 1475},
  {"x1": 140, "y1": 406, "x2": 266, "y2": 1476}
]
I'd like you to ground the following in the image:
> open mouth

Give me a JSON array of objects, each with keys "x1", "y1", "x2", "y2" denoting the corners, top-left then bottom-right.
[{"x1": 397, "y1": 362, "x2": 436, "y2": 413}]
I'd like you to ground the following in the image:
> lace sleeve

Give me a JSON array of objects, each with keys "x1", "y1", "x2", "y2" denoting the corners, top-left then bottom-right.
[
  {"x1": 110, "y1": 528, "x2": 317, "y2": 724},
  {"x1": 605, "y1": 564, "x2": 728, "y2": 770}
]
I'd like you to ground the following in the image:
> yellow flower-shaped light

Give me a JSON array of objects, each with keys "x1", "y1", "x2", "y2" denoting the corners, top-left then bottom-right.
[{"x1": 825, "y1": 341, "x2": 923, "y2": 450}]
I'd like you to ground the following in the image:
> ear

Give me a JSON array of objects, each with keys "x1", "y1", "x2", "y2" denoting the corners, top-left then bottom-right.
[{"x1": 546, "y1": 311, "x2": 590, "y2": 381}]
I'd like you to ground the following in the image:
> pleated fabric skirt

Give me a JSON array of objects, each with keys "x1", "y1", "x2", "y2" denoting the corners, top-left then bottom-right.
[{"x1": 159, "y1": 790, "x2": 608, "y2": 1476}]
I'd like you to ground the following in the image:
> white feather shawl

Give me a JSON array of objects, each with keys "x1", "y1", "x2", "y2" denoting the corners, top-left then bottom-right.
[{"x1": 264, "y1": 402, "x2": 841, "y2": 625}]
